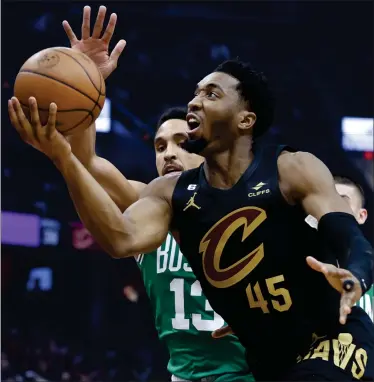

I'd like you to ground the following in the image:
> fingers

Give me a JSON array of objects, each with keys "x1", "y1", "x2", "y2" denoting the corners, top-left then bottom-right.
[
  {"x1": 92, "y1": 5, "x2": 107, "y2": 38},
  {"x1": 81, "y1": 5, "x2": 91, "y2": 40},
  {"x1": 340, "y1": 275, "x2": 361, "y2": 324},
  {"x1": 62, "y1": 20, "x2": 78, "y2": 46},
  {"x1": 339, "y1": 292, "x2": 354, "y2": 325},
  {"x1": 306, "y1": 257, "x2": 328, "y2": 273},
  {"x1": 109, "y1": 39, "x2": 127, "y2": 66},
  {"x1": 101, "y1": 12, "x2": 117, "y2": 44},
  {"x1": 211, "y1": 326, "x2": 233, "y2": 339},
  {"x1": 11, "y1": 97, "x2": 34, "y2": 138},
  {"x1": 306, "y1": 257, "x2": 345, "y2": 278},
  {"x1": 46, "y1": 103, "x2": 58, "y2": 140},
  {"x1": 29, "y1": 97, "x2": 41, "y2": 142},
  {"x1": 8, "y1": 98, "x2": 28, "y2": 140}
]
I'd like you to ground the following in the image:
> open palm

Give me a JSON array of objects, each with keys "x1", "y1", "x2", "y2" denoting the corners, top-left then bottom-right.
[
  {"x1": 62, "y1": 5, "x2": 126, "y2": 80},
  {"x1": 306, "y1": 256, "x2": 362, "y2": 325}
]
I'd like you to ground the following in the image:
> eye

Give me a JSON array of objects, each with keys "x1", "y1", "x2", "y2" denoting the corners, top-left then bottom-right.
[
  {"x1": 207, "y1": 91, "x2": 218, "y2": 99},
  {"x1": 156, "y1": 145, "x2": 165, "y2": 152}
]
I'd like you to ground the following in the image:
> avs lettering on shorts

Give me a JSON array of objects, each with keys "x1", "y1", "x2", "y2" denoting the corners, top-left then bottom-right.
[{"x1": 181, "y1": 137, "x2": 209, "y2": 154}]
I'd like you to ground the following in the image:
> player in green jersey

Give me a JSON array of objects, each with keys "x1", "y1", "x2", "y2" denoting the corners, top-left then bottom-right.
[
  {"x1": 133, "y1": 107, "x2": 252, "y2": 381},
  {"x1": 334, "y1": 176, "x2": 373, "y2": 321},
  {"x1": 60, "y1": 6, "x2": 254, "y2": 381}
]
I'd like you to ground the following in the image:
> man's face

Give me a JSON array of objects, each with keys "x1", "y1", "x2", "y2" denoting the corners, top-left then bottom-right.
[
  {"x1": 186, "y1": 72, "x2": 253, "y2": 154},
  {"x1": 335, "y1": 183, "x2": 367, "y2": 225},
  {"x1": 154, "y1": 119, "x2": 204, "y2": 176}
]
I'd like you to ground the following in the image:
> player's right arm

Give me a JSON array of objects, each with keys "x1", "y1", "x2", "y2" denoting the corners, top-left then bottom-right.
[
  {"x1": 57, "y1": 156, "x2": 172, "y2": 258},
  {"x1": 63, "y1": 6, "x2": 144, "y2": 212},
  {"x1": 67, "y1": 123, "x2": 146, "y2": 212},
  {"x1": 9, "y1": 97, "x2": 172, "y2": 258}
]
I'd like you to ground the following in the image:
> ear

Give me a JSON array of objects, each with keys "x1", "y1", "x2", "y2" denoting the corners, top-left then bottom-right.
[
  {"x1": 238, "y1": 111, "x2": 256, "y2": 132},
  {"x1": 357, "y1": 208, "x2": 368, "y2": 225}
]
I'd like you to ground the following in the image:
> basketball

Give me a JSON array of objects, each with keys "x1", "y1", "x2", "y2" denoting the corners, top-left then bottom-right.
[{"x1": 14, "y1": 47, "x2": 106, "y2": 135}]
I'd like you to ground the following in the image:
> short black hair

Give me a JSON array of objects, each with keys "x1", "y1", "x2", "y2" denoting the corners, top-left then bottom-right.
[
  {"x1": 156, "y1": 106, "x2": 187, "y2": 131},
  {"x1": 334, "y1": 175, "x2": 366, "y2": 207},
  {"x1": 214, "y1": 58, "x2": 275, "y2": 138}
]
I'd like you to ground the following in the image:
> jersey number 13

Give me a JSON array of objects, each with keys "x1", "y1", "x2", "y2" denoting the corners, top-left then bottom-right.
[{"x1": 170, "y1": 278, "x2": 225, "y2": 331}]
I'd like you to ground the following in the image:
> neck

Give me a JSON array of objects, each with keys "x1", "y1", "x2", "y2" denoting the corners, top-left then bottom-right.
[{"x1": 204, "y1": 135, "x2": 254, "y2": 189}]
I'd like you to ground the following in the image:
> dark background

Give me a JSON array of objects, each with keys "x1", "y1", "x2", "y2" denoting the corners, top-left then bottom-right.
[{"x1": 2, "y1": 1, "x2": 373, "y2": 381}]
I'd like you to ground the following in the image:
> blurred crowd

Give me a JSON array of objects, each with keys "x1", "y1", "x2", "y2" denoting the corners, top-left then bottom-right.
[
  {"x1": 2, "y1": 326, "x2": 162, "y2": 382},
  {"x1": 2, "y1": 250, "x2": 170, "y2": 382}
]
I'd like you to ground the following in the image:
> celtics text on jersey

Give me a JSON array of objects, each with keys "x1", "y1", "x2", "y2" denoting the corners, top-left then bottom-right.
[{"x1": 136, "y1": 233, "x2": 252, "y2": 381}]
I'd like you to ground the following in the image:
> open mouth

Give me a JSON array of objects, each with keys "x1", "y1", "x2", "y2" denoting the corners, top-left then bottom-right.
[
  {"x1": 162, "y1": 164, "x2": 184, "y2": 176},
  {"x1": 186, "y1": 113, "x2": 203, "y2": 141},
  {"x1": 186, "y1": 113, "x2": 201, "y2": 131}
]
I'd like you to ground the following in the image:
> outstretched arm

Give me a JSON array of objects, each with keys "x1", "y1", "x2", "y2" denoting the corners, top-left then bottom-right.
[
  {"x1": 279, "y1": 151, "x2": 373, "y2": 323},
  {"x1": 57, "y1": 153, "x2": 171, "y2": 257},
  {"x1": 63, "y1": 5, "x2": 144, "y2": 212},
  {"x1": 67, "y1": 123, "x2": 146, "y2": 212},
  {"x1": 9, "y1": 97, "x2": 171, "y2": 259}
]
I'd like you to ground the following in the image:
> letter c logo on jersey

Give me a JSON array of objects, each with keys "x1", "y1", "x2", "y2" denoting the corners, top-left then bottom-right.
[{"x1": 199, "y1": 207, "x2": 267, "y2": 289}]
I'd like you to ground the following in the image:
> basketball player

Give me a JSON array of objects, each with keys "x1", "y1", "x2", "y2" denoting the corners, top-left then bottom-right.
[
  {"x1": 69, "y1": 107, "x2": 253, "y2": 382},
  {"x1": 65, "y1": 6, "x2": 255, "y2": 382},
  {"x1": 213, "y1": 174, "x2": 374, "y2": 334},
  {"x1": 334, "y1": 176, "x2": 373, "y2": 321},
  {"x1": 9, "y1": 56, "x2": 374, "y2": 380}
]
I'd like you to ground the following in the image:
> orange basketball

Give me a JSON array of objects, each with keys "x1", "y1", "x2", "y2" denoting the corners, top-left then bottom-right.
[{"x1": 14, "y1": 47, "x2": 106, "y2": 135}]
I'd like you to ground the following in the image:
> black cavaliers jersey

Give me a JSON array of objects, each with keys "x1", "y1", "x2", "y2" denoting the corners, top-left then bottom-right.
[{"x1": 171, "y1": 144, "x2": 341, "y2": 376}]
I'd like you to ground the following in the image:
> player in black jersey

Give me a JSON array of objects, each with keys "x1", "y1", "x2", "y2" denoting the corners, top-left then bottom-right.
[{"x1": 9, "y1": 58, "x2": 373, "y2": 380}]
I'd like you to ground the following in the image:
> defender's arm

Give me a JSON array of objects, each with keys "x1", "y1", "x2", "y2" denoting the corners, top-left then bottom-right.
[
  {"x1": 55, "y1": 153, "x2": 174, "y2": 258},
  {"x1": 278, "y1": 151, "x2": 373, "y2": 293},
  {"x1": 67, "y1": 123, "x2": 146, "y2": 212}
]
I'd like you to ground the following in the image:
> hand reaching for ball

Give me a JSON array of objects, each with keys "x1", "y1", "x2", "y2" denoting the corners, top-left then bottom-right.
[
  {"x1": 9, "y1": 97, "x2": 72, "y2": 164},
  {"x1": 63, "y1": 6, "x2": 126, "y2": 80}
]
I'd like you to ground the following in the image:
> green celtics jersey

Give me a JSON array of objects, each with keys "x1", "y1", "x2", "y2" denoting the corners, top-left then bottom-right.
[
  {"x1": 136, "y1": 233, "x2": 250, "y2": 381},
  {"x1": 356, "y1": 286, "x2": 373, "y2": 322}
]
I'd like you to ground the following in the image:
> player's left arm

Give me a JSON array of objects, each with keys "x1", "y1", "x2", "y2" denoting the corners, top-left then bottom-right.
[{"x1": 278, "y1": 151, "x2": 374, "y2": 322}]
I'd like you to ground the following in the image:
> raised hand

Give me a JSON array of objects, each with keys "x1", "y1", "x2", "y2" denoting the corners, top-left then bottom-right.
[
  {"x1": 306, "y1": 256, "x2": 362, "y2": 325},
  {"x1": 62, "y1": 5, "x2": 126, "y2": 80},
  {"x1": 8, "y1": 97, "x2": 71, "y2": 163}
]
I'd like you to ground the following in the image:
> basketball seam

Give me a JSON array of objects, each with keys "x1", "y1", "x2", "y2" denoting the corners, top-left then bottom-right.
[
  {"x1": 64, "y1": 111, "x2": 94, "y2": 133},
  {"x1": 53, "y1": 49, "x2": 105, "y2": 96},
  {"x1": 50, "y1": 49, "x2": 104, "y2": 126},
  {"x1": 19, "y1": 102, "x2": 94, "y2": 134},
  {"x1": 19, "y1": 101, "x2": 93, "y2": 113},
  {"x1": 19, "y1": 70, "x2": 103, "y2": 111}
]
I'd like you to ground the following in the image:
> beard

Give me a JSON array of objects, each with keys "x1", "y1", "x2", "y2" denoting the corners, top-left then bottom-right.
[{"x1": 181, "y1": 137, "x2": 209, "y2": 154}]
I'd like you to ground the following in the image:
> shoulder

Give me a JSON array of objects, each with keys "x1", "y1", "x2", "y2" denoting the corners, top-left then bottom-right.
[
  {"x1": 277, "y1": 151, "x2": 334, "y2": 202},
  {"x1": 129, "y1": 180, "x2": 147, "y2": 195},
  {"x1": 140, "y1": 173, "x2": 181, "y2": 204},
  {"x1": 277, "y1": 150, "x2": 323, "y2": 170}
]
